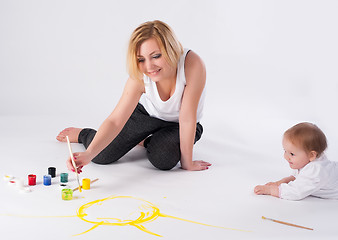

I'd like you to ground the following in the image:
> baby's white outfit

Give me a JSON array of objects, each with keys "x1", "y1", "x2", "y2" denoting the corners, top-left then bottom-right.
[{"x1": 279, "y1": 154, "x2": 338, "y2": 200}]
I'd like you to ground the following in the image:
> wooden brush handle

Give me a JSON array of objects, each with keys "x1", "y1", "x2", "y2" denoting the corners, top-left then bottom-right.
[{"x1": 272, "y1": 219, "x2": 313, "y2": 230}]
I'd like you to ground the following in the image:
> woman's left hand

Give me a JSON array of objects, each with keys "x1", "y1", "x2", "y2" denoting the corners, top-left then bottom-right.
[{"x1": 182, "y1": 160, "x2": 211, "y2": 171}]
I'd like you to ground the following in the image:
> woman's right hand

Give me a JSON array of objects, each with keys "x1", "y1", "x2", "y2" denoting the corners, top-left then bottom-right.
[{"x1": 66, "y1": 151, "x2": 93, "y2": 174}]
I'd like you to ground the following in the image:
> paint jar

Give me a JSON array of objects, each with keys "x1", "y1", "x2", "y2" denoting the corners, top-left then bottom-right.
[
  {"x1": 28, "y1": 174, "x2": 36, "y2": 186},
  {"x1": 60, "y1": 173, "x2": 68, "y2": 183},
  {"x1": 62, "y1": 189, "x2": 73, "y2": 200},
  {"x1": 43, "y1": 175, "x2": 52, "y2": 186},
  {"x1": 82, "y1": 178, "x2": 90, "y2": 190},
  {"x1": 48, "y1": 167, "x2": 56, "y2": 178}
]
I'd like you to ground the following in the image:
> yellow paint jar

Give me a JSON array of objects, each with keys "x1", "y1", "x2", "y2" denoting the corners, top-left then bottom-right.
[
  {"x1": 62, "y1": 189, "x2": 73, "y2": 200},
  {"x1": 82, "y1": 178, "x2": 90, "y2": 190}
]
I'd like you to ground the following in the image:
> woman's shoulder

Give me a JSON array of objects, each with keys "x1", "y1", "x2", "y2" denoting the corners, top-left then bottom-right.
[
  {"x1": 185, "y1": 50, "x2": 204, "y2": 68},
  {"x1": 184, "y1": 50, "x2": 206, "y2": 84}
]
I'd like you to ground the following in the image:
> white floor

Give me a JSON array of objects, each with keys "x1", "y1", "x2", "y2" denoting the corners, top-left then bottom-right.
[{"x1": 1, "y1": 114, "x2": 337, "y2": 240}]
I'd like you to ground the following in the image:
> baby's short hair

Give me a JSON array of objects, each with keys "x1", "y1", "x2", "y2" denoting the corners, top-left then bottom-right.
[{"x1": 284, "y1": 122, "x2": 327, "y2": 157}]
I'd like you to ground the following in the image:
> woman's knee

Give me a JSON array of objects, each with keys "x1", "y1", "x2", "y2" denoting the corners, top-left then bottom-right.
[{"x1": 147, "y1": 146, "x2": 180, "y2": 170}]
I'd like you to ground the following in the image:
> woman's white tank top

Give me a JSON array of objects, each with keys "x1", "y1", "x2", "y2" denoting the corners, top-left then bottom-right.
[{"x1": 139, "y1": 48, "x2": 206, "y2": 123}]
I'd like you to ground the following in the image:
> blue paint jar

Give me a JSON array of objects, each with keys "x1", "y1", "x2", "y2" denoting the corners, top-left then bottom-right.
[{"x1": 43, "y1": 175, "x2": 52, "y2": 186}]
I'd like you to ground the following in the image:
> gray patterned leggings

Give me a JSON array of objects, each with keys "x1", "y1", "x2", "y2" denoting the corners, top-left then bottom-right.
[{"x1": 78, "y1": 103, "x2": 203, "y2": 170}]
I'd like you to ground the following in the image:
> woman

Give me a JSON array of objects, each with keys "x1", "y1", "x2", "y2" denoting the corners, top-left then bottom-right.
[{"x1": 57, "y1": 20, "x2": 211, "y2": 172}]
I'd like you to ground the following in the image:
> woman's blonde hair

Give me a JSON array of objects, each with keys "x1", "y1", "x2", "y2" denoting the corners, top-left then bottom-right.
[
  {"x1": 284, "y1": 122, "x2": 327, "y2": 157},
  {"x1": 127, "y1": 20, "x2": 183, "y2": 82}
]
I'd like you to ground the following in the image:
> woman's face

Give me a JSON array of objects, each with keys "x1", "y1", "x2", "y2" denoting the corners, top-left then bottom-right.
[{"x1": 137, "y1": 38, "x2": 175, "y2": 82}]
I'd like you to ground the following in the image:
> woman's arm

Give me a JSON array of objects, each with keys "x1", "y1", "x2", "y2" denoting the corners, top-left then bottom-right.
[
  {"x1": 68, "y1": 77, "x2": 144, "y2": 172},
  {"x1": 179, "y1": 51, "x2": 211, "y2": 171}
]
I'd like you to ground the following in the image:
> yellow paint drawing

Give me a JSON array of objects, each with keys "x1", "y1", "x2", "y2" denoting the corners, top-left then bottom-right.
[{"x1": 1, "y1": 195, "x2": 251, "y2": 237}]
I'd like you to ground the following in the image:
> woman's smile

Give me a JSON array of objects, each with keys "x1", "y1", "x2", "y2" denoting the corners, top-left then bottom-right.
[{"x1": 148, "y1": 69, "x2": 161, "y2": 76}]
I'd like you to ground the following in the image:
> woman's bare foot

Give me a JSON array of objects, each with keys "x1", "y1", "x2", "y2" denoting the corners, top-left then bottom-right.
[{"x1": 56, "y1": 127, "x2": 82, "y2": 143}]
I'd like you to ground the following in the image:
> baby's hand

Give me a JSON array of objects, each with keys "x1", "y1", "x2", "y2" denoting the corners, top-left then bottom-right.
[
  {"x1": 266, "y1": 182, "x2": 279, "y2": 186},
  {"x1": 254, "y1": 184, "x2": 280, "y2": 197},
  {"x1": 254, "y1": 185, "x2": 271, "y2": 195}
]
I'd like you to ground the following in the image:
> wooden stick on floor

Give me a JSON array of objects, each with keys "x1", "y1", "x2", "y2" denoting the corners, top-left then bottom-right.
[{"x1": 262, "y1": 216, "x2": 313, "y2": 231}]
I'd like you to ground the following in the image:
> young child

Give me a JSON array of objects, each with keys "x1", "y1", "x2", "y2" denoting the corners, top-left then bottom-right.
[{"x1": 254, "y1": 122, "x2": 338, "y2": 200}]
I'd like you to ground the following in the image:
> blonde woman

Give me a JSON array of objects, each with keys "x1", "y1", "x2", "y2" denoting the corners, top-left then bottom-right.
[{"x1": 57, "y1": 20, "x2": 211, "y2": 172}]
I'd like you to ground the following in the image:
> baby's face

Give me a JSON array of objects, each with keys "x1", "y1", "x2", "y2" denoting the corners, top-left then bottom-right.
[{"x1": 282, "y1": 137, "x2": 312, "y2": 169}]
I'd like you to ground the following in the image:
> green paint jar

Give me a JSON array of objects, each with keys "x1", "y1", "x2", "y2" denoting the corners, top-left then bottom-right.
[
  {"x1": 60, "y1": 173, "x2": 68, "y2": 183},
  {"x1": 62, "y1": 188, "x2": 73, "y2": 200}
]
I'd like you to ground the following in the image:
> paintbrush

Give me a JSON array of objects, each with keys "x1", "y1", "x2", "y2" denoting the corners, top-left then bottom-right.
[
  {"x1": 73, "y1": 178, "x2": 99, "y2": 192},
  {"x1": 262, "y1": 216, "x2": 313, "y2": 230},
  {"x1": 66, "y1": 136, "x2": 82, "y2": 192}
]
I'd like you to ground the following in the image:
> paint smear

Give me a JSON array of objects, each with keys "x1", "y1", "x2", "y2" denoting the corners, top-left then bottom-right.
[
  {"x1": 75, "y1": 196, "x2": 250, "y2": 237},
  {"x1": 1, "y1": 195, "x2": 251, "y2": 237}
]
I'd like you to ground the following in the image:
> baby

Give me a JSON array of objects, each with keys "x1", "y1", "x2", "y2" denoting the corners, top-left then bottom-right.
[{"x1": 254, "y1": 122, "x2": 338, "y2": 200}]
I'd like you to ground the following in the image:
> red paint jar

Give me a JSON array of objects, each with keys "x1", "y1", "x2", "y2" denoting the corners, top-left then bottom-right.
[{"x1": 28, "y1": 174, "x2": 36, "y2": 186}]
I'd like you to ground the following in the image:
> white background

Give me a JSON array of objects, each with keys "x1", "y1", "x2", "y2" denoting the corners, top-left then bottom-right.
[{"x1": 1, "y1": 1, "x2": 338, "y2": 239}]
